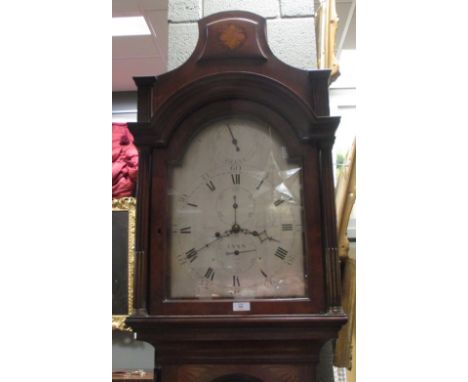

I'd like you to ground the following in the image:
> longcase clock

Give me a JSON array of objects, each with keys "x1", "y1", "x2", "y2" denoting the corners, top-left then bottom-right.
[{"x1": 127, "y1": 11, "x2": 346, "y2": 382}]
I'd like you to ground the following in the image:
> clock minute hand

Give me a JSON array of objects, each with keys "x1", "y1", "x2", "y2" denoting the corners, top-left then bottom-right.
[
  {"x1": 231, "y1": 196, "x2": 241, "y2": 233},
  {"x1": 233, "y1": 196, "x2": 238, "y2": 224}
]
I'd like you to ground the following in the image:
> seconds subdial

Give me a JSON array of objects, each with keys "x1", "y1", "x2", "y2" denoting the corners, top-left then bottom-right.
[{"x1": 214, "y1": 120, "x2": 260, "y2": 163}]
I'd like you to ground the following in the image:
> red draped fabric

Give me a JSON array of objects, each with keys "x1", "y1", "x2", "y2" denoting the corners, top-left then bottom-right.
[{"x1": 112, "y1": 123, "x2": 138, "y2": 198}]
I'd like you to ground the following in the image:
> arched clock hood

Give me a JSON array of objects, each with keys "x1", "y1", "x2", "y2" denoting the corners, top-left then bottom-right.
[{"x1": 126, "y1": 11, "x2": 346, "y2": 382}]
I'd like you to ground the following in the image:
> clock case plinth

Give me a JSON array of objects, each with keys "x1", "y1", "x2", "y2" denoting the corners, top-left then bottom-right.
[{"x1": 126, "y1": 11, "x2": 346, "y2": 382}]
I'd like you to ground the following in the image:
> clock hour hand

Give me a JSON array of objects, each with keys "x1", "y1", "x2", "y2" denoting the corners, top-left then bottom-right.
[
  {"x1": 241, "y1": 228, "x2": 280, "y2": 243},
  {"x1": 231, "y1": 196, "x2": 241, "y2": 233},
  {"x1": 226, "y1": 124, "x2": 240, "y2": 152},
  {"x1": 225, "y1": 249, "x2": 257, "y2": 256}
]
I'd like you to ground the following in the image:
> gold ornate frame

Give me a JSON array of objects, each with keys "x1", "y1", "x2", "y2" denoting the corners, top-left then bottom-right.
[
  {"x1": 315, "y1": 0, "x2": 340, "y2": 81},
  {"x1": 335, "y1": 139, "x2": 356, "y2": 261},
  {"x1": 112, "y1": 197, "x2": 136, "y2": 331},
  {"x1": 334, "y1": 139, "x2": 356, "y2": 376}
]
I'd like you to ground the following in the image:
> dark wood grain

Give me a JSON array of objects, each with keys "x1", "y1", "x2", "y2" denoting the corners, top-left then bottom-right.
[
  {"x1": 134, "y1": 77, "x2": 156, "y2": 123},
  {"x1": 126, "y1": 10, "x2": 346, "y2": 382},
  {"x1": 112, "y1": 210, "x2": 129, "y2": 314},
  {"x1": 112, "y1": 370, "x2": 153, "y2": 381},
  {"x1": 317, "y1": 140, "x2": 343, "y2": 309},
  {"x1": 133, "y1": 146, "x2": 151, "y2": 315}
]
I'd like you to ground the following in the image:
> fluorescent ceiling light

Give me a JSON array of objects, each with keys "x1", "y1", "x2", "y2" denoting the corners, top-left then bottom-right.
[{"x1": 112, "y1": 16, "x2": 151, "y2": 37}]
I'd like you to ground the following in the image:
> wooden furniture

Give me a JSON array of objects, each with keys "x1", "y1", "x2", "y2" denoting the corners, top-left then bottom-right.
[
  {"x1": 334, "y1": 139, "x2": 356, "y2": 381},
  {"x1": 127, "y1": 11, "x2": 346, "y2": 382},
  {"x1": 112, "y1": 197, "x2": 136, "y2": 331},
  {"x1": 112, "y1": 370, "x2": 153, "y2": 382}
]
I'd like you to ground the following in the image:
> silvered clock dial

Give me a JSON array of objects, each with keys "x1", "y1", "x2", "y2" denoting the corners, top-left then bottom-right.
[{"x1": 169, "y1": 117, "x2": 306, "y2": 299}]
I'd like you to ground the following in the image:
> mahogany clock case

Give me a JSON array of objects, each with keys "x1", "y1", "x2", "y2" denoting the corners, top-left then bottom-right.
[
  {"x1": 125, "y1": 10, "x2": 346, "y2": 381},
  {"x1": 127, "y1": 10, "x2": 343, "y2": 317}
]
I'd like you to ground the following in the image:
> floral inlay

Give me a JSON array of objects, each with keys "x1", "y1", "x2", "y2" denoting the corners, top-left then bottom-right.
[{"x1": 219, "y1": 24, "x2": 246, "y2": 50}]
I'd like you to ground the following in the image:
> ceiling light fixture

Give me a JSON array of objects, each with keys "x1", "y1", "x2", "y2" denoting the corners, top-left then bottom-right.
[{"x1": 112, "y1": 16, "x2": 151, "y2": 37}]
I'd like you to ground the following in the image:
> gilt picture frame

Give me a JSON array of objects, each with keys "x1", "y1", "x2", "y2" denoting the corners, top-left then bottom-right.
[
  {"x1": 112, "y1": 197, "x2": 136, "y2": 331},
  {"x1": 334, "y1": 139, "x2": 356, "y2": 370}
]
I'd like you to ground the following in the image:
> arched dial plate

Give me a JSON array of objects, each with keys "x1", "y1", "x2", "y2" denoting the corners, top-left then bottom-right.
[{"x1": 168, "y1": 117, "x2": 306, "y2": 299}]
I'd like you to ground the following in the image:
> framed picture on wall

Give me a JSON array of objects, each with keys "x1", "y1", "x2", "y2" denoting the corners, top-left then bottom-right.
[{"x1": 112, "y1": 197, "x2": 136, "y2": 331}]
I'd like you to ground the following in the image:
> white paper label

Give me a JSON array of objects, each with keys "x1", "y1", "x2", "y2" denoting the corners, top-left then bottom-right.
[{"x1": 233, "y1": 302, "x2": 251, "y2": 311}]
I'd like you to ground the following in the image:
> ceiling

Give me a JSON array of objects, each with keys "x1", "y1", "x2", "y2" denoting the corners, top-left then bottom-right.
[
  {"x1": 112, "y1": 0, "x2": 355, "y2": 92},
  {"x1": 112, "y1": 0, "x2": 168, "y2": 91}
]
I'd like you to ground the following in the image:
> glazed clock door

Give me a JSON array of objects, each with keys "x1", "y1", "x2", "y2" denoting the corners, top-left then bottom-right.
[{"x1": 168, "y1": 116, "x2": 307, "y2": 300}]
